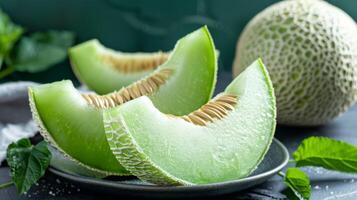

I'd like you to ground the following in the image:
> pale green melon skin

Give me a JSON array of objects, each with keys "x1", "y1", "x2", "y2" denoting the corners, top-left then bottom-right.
[
  {"x1": 29, "y1": 26, "x2": 217, "y2": 176},
  {"x1": 103, "y1": 59, "x2": 276, "y2": 185},
  {"x1": 233, "y1": 0, "x2": 357, "y2": 126},
  {"x1": 69, "y1": 40, "x2": 159, "y2": 95}
]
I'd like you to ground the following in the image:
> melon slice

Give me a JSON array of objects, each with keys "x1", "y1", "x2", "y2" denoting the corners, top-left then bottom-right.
[
  {"x1": 69, "y1": 40, "x2": 170, "y2": 94},
  {"x1": 29, "y1": 26, "x2": 217, "y2": 176},
  {"x1": 103, "y1": 59, "x2": 276, "y2": 185}
]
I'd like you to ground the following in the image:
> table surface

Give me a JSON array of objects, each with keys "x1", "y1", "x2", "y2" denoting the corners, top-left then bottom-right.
[{"x1": 1, "y1": 71, "x2": 357, "y2": 200}]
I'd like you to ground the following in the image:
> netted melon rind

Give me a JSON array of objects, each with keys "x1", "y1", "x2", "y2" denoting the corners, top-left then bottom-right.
[
  {"x1": 103, "y1": 111, "x2": 192, "y2": 185},
  {"x1": 234, "y1": 0, "x2": 357, "y2": 126},
  {"x1": 103, "y1": 59, "x2": 276, "y2": 185}
]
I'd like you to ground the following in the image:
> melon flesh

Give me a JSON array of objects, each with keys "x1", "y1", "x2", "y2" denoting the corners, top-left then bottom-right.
[
  {"x1": 103, "y1": 59, "x2": 276, "y2": 185},
  {"x1": 233, "y1": 0, "x2": 357, "y2": 125},
  {"x1": 29, "y1": 26, "x2": 217, "y2": 175},
  {"x1": 69, "y1": 40, "x2": 170, "y2": 95}
]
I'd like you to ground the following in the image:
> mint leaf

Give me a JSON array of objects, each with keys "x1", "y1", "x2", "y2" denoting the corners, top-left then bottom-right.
[
  {"x1": 284, "y1": 168, "x2": 311, "y2": 200},
  {"x1": 10, "y1": 30, "x2": 74, "y2": 73},
  {"x1": 293, "y1": 137, "x2": 357, "y2": 172},
  {"x1": 6, "y1": 139, "x2": 51, "y2": 194},
  {"x1": 0, "y1": 10, "x2": 23, "y2": 68}
]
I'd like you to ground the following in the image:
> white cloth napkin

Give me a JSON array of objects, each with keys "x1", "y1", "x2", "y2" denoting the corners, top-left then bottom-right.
[{"x1": 0, "y1": 81, "x2": 39, "y2": 163}]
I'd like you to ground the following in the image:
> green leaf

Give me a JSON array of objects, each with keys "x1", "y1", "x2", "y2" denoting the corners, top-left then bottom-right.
[
  {"x1": 6, "y1": 139, "x2": 52, "y2": 194},
  {"x1": 284, "y1": 168, "x2": 311, "y2": 200},
  {"x1": 0, "y1": 9, "x2": 23, "y2": 68},
  {"x1": 11, "y1": 30, "x2": 75, "y2": 73},
  {"x1": 293, "y1": 136, "x2": 357, "y2": 173}
]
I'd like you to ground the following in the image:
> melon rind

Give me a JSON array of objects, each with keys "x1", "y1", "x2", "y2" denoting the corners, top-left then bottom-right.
[
  {"x1": 233, "y1": 0, "x2": 357, "y2": 125},
  {"x1": 103, "y1": 59, "x2": 276, "y2": 185},
  {"x1": 105, "y1": 114, "x2": 190, "y2": 185}
]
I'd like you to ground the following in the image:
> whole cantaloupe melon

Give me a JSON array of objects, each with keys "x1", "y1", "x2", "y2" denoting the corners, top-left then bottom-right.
[{"x1": 233, "y1": 0, "x2": 357, "y2": 126}]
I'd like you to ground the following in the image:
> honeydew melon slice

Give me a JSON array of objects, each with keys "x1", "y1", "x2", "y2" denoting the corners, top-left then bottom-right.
[
  {"x1": 29, "y1": 26, "x2": 217, "y2": 176},
  {"x1": 103, "y1": 59, "x2": 276, "y2": 185},
  {"x1": 69, "y1": 39, "x2": 170, "y2": 94}
]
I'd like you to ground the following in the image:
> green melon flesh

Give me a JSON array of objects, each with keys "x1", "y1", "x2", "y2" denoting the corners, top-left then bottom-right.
[
  {"x1": 69, "y1": 39, "x2": 170, "y2": 95},
  {"x1": 103, "y1": 59, "x2": 276, "y2": 185},
  {"x1": 29, "y1": 26, "x2": 217, "y2": 176}
]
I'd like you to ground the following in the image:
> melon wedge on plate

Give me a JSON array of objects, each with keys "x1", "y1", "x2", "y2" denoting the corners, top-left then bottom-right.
[
  {"x1": 69, "y1": 40, "x2": 170, "y2": 94},
  {"x1": 103, "y1": 59, "x2": 276, "y2": 185},
  {"x1": 29, "y1": 26, "x2": 217, "y2": 176}
]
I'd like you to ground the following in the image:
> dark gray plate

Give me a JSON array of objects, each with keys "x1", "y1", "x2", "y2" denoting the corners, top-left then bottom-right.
[{"x1": 49, "y1": 138, "x2": 289, "y2": 199}]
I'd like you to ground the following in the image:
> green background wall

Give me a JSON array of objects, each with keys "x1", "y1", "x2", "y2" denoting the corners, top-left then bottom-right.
[{"x1": 1, "y1": 0, "x2": 356, "y2": 83}]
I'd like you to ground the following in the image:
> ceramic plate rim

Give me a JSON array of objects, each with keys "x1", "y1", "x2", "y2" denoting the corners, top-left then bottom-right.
[{"x1": 48, "y1": 138, "x2": 289, "y2": 192}]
